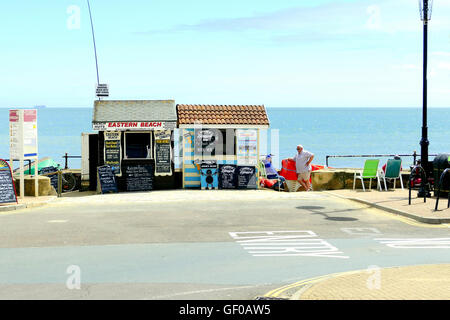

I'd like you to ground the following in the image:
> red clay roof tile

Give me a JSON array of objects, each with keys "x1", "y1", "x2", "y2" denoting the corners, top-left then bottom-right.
[{"x1": 176, "y1": 104, "x2": 269, "y2": 126}]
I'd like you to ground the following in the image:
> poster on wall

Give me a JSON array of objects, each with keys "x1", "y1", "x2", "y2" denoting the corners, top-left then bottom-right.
[
  {"x1": 200, "y1": 160, "x2": 218, "y2": 190},
  {"x1": 104, "y1": 131, "x2": 121, "y2": 175},
  {"x1": 236, "y1": 129, "x2": 257, "y2": 166},
  {"x1": 154, "y1": 130, "x2": 172, "y2": 176}
]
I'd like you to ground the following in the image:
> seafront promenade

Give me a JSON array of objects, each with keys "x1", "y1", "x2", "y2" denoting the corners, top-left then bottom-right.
[{"x1": 3, "y1": 187, "x2": 449, "y2": 225}]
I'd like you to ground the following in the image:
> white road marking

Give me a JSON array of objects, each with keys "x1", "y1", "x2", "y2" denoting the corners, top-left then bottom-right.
[
  {"x1": 375, "y1": 238, "x2": 450, "y2": 248},
  {"x1": 144, "y1": 284, "x2": 267, "y2": 300},
  {"x1": 47, "y1": 220, "x2": 68, "y2": 223},
  {"x1": 341, "y1": 227, "x2": 382, "y2": 235},
  {"x1": 229, "y1": 231, "x2": 349, "y2": 259}
]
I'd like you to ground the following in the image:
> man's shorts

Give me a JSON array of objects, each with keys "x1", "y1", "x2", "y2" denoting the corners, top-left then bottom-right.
[{"x1": 297, "y1": 171, "x2": 311, "y2": 181}]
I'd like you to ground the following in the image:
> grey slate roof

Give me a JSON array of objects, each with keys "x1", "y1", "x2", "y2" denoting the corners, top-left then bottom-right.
[{"x1": 93, "y1": 100, "x2": 177, "y2": 122}]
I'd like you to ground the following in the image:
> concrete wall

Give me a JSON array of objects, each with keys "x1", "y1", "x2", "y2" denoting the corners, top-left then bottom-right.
[
  {"x1": 14, "y1": 176, "x2": 57, "y2": 197},
  {"x1": 311, "y1": 169, "x2": 409, "y2": 191}
]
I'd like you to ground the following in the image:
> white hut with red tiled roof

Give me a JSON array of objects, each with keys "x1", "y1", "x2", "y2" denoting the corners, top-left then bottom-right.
[{"x1": 176, "y1": 104, "x2": 270, "y2": 189}]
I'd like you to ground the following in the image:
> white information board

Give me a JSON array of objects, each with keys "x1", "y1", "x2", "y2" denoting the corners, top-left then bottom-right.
[
  {"x1": 9, "y1": 109, "x2": 39, "y2": 198},
  {"x1": 236, "y1": 129, "x2": 258, "y2": 166}
]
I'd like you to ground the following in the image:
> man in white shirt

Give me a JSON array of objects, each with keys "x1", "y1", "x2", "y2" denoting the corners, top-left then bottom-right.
[{"x1": 289, "y1": 145, "x2": 314, "y2": 191}]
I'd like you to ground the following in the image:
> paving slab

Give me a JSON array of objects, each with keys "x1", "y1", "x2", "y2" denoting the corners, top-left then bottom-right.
[{"x1": 291, "y1": 264, "x2": 450, "y2": 300}]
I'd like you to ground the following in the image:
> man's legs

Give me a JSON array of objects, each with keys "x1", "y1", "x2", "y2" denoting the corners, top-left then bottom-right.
[{"x1": 297, "y1": 172, "x2": 311, "y2": 191}]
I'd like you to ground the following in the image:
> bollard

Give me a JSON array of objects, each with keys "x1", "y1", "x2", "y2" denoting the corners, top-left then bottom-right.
[{"x1": 57, "y1": 171, "x2": 62, "y2": 197}]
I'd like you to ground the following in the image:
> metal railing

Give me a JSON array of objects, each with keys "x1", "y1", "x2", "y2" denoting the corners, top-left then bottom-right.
[
  {"x1": 408, "y1": 164, "x2": 429, "y2": 205},
  {"x1": 325, "y1": 152, "x2": 437, "y2": 167},
  {"x1": 62, "y1": 153, "x2": 81, "y2": 169},
  {"x1": 6, "y1": 159, "x2": 33, "y2": 174}
]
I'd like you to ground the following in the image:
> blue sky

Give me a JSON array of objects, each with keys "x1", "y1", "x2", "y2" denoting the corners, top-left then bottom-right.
[{"x1": 1, "y1": 0, "x2": 449, "y2": 108}]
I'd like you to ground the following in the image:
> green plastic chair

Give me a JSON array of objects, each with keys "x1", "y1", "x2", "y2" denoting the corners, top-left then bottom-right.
[
  {"x1": 381, "y1": 159, "x2": 404, "y2": 190},
  {"x1": 353, "y1": 159, "x2": 382, "y2": 191},
  {"x1": 257, "y1": 159, "x2": 267, "y2": 178},
  {"x1": 258, "y1": 157, "x2": 282, "y2": 192}
]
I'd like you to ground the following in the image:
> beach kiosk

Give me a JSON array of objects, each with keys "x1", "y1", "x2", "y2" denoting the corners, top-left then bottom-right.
[
  {"x1": 177, "y1": 104, "x2": 270, "y2": 189},
  {"x1": 88, "y1": 100, "x2": 178, "y2": 191}
]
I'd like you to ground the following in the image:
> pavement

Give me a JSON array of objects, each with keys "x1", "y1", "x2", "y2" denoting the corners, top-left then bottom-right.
[
  {"x1": 0, "y1": 195, "x2": 57, "y2": 212},
  {"x1": 1, "y1": 187, "x2": 450, "y2": 300},
  {"x1": 269, "y1": 264, "x2": 450, "y2": 300},
  {"x1": 325, "y1": 188, "x2": 450, "y2": 224}
]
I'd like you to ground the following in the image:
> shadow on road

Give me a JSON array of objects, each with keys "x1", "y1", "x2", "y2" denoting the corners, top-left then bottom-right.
[{"x1": 296, "y1": 205, "x2": 359, "y2": 222}]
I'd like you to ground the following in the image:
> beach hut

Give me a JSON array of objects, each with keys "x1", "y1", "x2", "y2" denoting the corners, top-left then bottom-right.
[
  {"x1": 84, "y1": 100, "x2": 178, "y2": 191},
  {"x1": 177, "y1": 104, "x2": 270, "y2": 189}
]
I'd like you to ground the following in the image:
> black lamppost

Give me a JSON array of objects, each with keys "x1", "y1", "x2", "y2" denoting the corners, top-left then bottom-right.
[{"x1": 418, "y1": 0, "x2": 433, "y2": 197}]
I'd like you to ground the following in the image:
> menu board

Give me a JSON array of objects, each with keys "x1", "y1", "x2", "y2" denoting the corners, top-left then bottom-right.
[
  {"x1": 97, "y1": 165, "x2": 118, "y2": 194},
  {"x1": 124, "y1": 164, "x2": 154, "y2": 192},
  {"x1": 237, "y1": 165, "x2": 257, "y2": 189},
  {"x1": 104, "y1": 131, "x2": 121, "y2": 175},
  {"x1": 39, "y1": 166, "x2": 59, "y2": 191},
  {"x1": 154, "y1": 130, "x2": 172, "y2": 176},
  {"x1": 218, "y1": 164, "x2": 237, "y2": 189},
  {"x1": 0, "y1": 159, "x2": 17, "y2": 204},
  {"x1": 194, "y1": 129, "x2": 221, "y2": 156}
]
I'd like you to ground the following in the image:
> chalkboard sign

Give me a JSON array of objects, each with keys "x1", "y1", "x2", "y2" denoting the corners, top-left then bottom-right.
[
  {"x1": 194, "y1": 129, "x2": 222, "y2": 156},
  {"x1": 124, "y1": 163, "x2": 154, "y2": 192},
  {"x1": 97, "y1": 165, "x2": 118, "y2": 194},
  {"x1": 104, "y1": 131, "x2": 121, "y2": 175},
  {"x1": 218, "y1": 164, "x2": 237, "y2": 189},
  {"x1": 0, "y1": 159, "x2": 17, "y2": 204},
  {"x1": 237, "y1": 165, "x2": 257, "y2": 189},
  {"x1": 39, "y1": 166, "x2": 59, "y2": 191},
  {"x1": 154, "y1": 130, "x2": 172, "y2": 176}
]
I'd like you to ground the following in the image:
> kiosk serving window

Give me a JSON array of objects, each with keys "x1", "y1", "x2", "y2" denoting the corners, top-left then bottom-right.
[{"x1": 124, "y1": 132, "x2": 153, "y2": 159}]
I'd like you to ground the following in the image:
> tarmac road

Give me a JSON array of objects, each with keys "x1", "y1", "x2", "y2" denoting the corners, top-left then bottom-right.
[{"x1": 0, "y1": 190, "x2": 449, "y2": 300}]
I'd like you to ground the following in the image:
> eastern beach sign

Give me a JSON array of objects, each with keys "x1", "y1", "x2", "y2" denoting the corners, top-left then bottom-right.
[
  {"x1": 93, "y1": 121, "x2": 176, "y2": 131},
  {"x1": 0, "y1": 159, "x2": 18, "y2": 204}
]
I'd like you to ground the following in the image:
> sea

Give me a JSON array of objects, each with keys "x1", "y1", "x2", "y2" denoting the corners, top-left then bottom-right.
[{"x1": 1, "y1": 107, "x2": 449, "y2": 170}]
